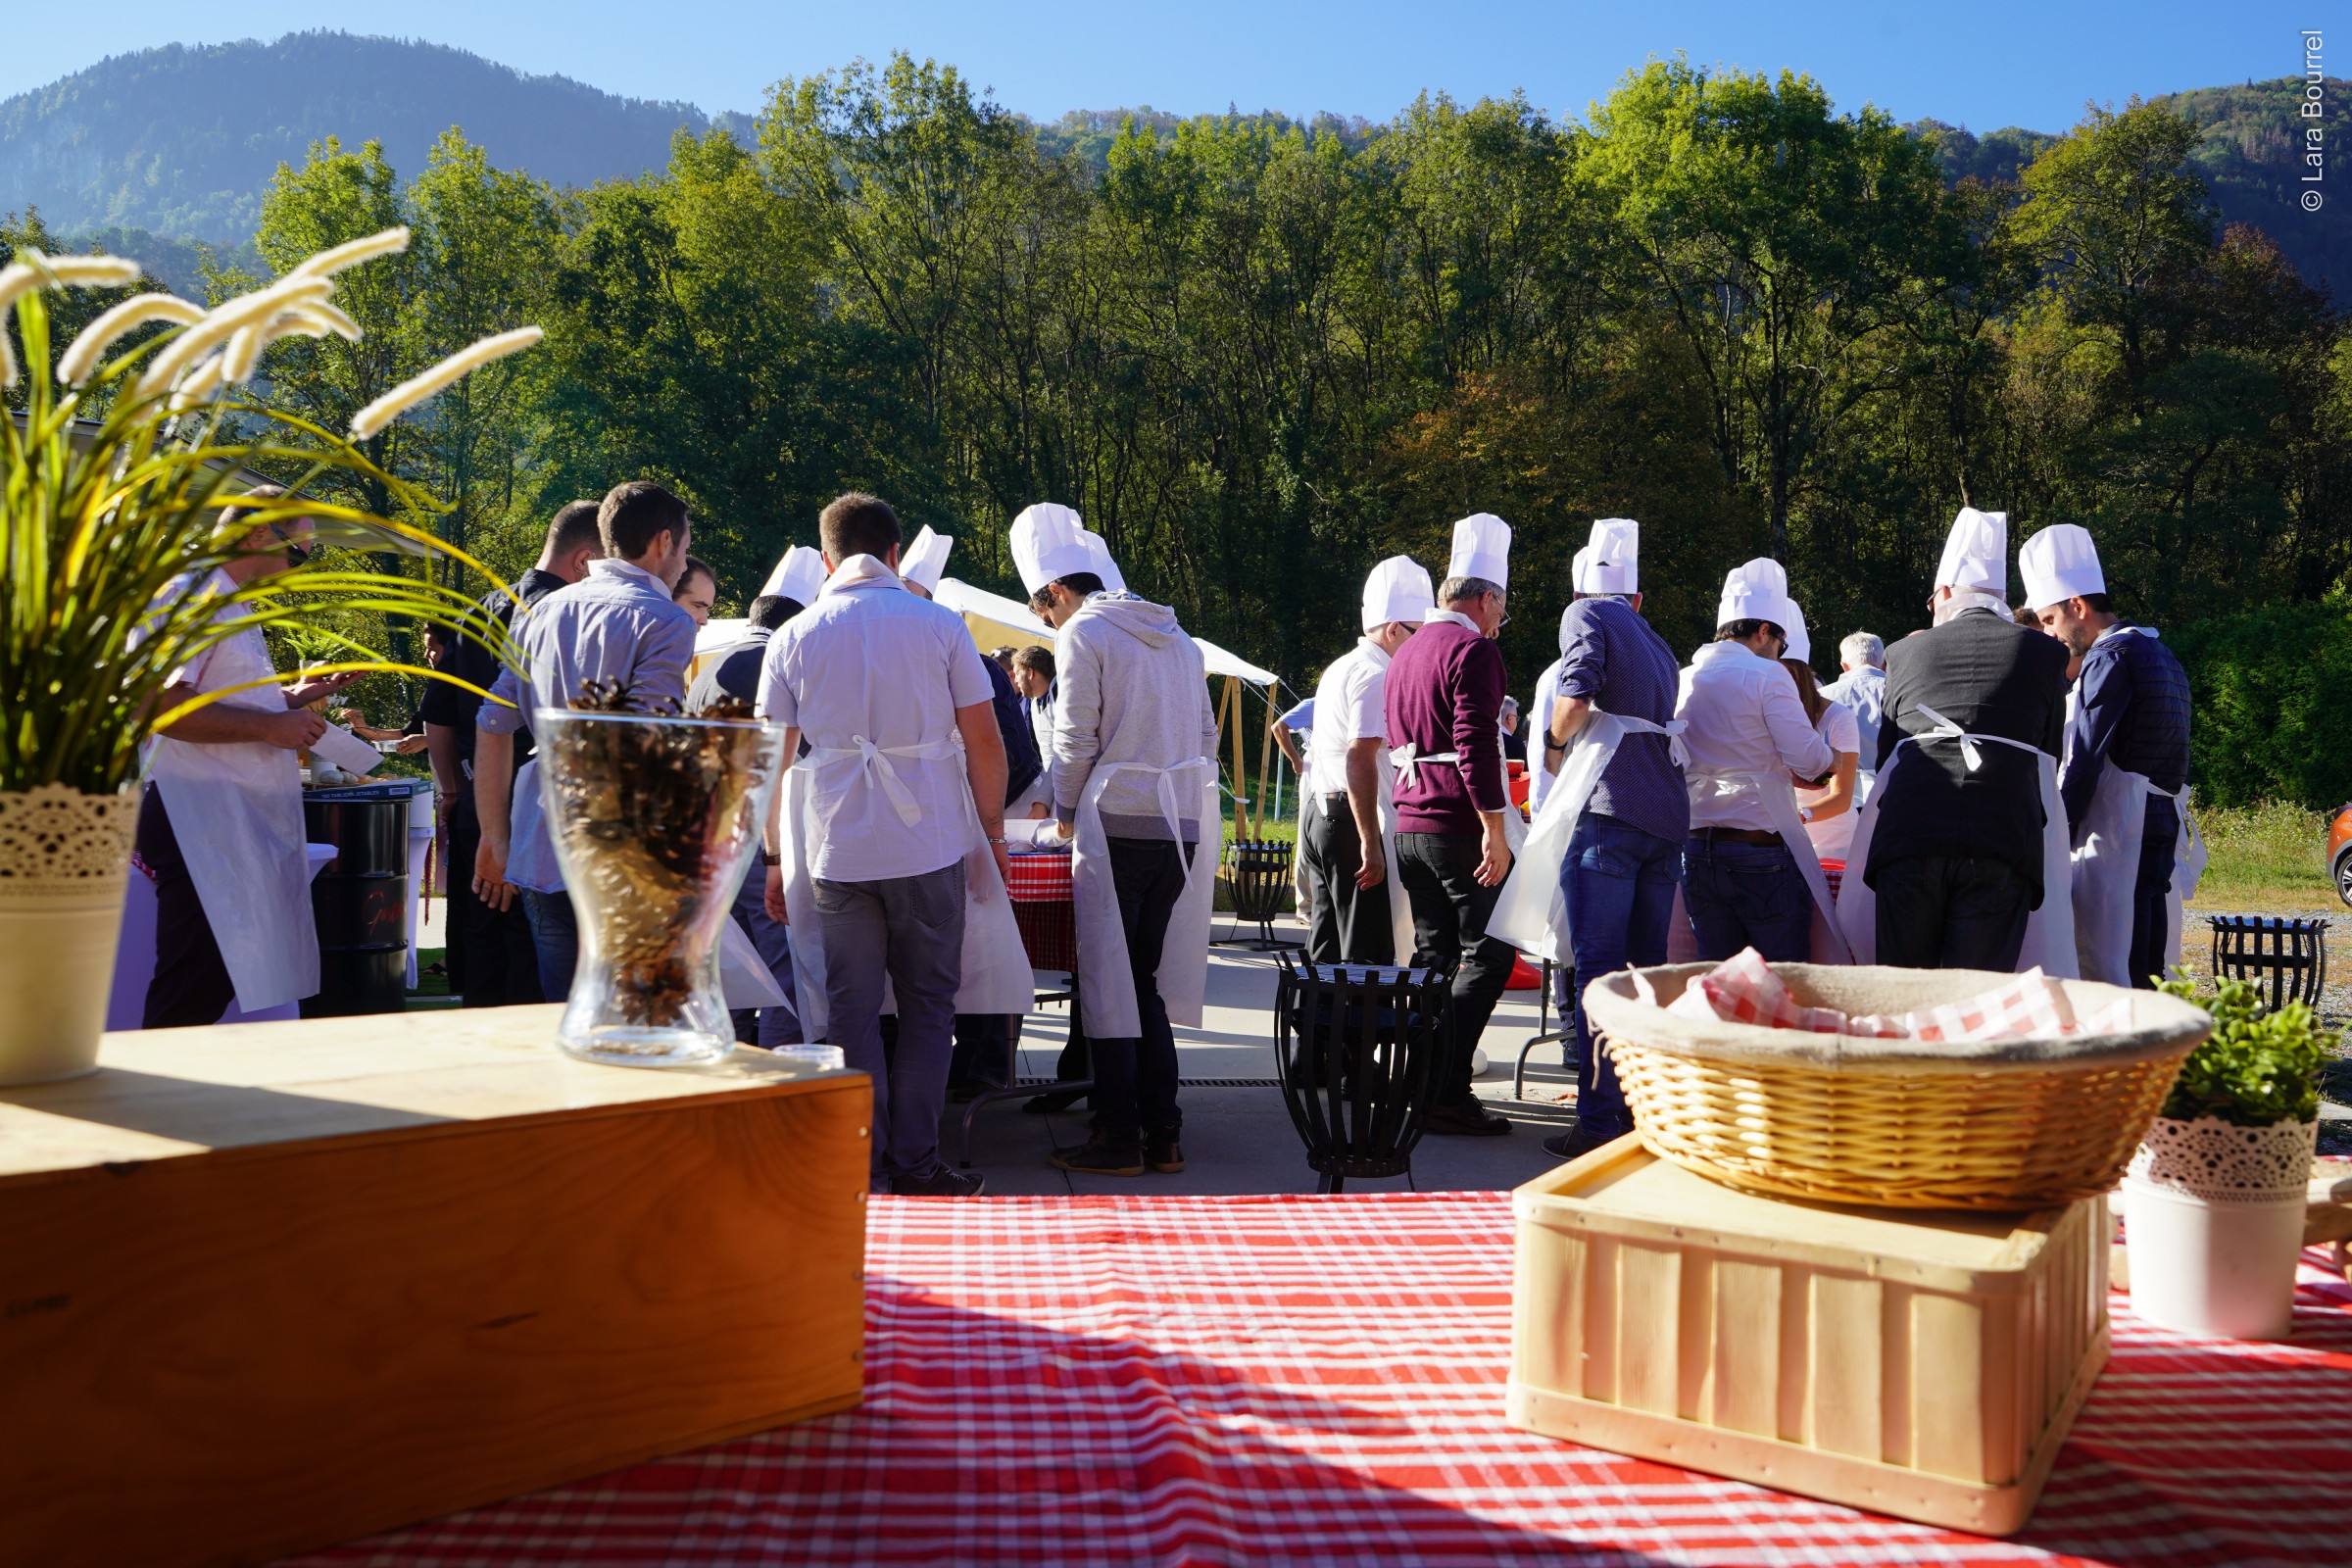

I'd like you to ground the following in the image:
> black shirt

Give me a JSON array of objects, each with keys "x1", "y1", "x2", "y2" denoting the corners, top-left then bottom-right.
[
  {"x1": 686, "y1": 630, "x2": 770, "y2": 713},
  {"x1": 418, "y1": 566, "x2": 569, "y2": 766}
]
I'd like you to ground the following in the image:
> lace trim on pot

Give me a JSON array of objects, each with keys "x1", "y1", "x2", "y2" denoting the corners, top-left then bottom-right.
[
  {"x1": 0, "y1": 784, "x2": 138, "y2": 882},
  {"x1": 2128, "y1": 1114, "x2": 2317, "y2": 1203}
]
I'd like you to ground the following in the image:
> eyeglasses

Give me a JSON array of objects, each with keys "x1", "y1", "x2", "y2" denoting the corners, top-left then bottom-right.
[{"x1": 270, "y1": 522, "x2": 317, "y2": 566}]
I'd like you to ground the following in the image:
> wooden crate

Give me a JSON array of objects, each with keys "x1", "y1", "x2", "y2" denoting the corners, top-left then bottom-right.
[
  {"x1": 1508, "y1": 1138, "x2": 2108, "y2": 1536},
  {"x1": 0, "y1": 1004, "x2": 871, "y2": 1568}
]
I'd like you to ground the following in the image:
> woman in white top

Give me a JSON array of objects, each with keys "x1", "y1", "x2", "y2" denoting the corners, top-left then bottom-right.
[{"x1": 1784, "y1": 657, "x2": 1860, "y2": 864}]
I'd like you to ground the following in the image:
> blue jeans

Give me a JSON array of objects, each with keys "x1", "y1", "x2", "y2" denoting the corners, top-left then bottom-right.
[
  {"x1": 1683, "y1": 835, "x2": 1812, "y2": 963},
  {"x1": 727, "y1": 862, "x2": 802, "y2": 1047},
  {"x1": 1563, "y1": 813, "x2": 1682, "y2": 1140},
  {"x1": 520, "y1": 889, "x2": 578, "y2": 1004}
]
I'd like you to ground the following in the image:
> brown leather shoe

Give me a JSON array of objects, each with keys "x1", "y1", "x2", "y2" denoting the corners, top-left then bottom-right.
[{"x1": 1424, "y1": 1100, "x2": 1513, "y2": 1137}]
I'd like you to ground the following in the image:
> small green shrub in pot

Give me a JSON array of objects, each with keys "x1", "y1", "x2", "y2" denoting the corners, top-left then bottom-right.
[
  {"x1": 2130, "y1": 972, "x2": 2329, "y2": 1339},
  {"x1": 2152, "y1": 974, "x2": 2327, "y2": 1128}
]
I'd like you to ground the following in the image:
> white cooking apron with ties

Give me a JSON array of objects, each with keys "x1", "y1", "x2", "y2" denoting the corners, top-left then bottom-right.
[
  {"x1": 1070, "y1": 756, "x2": 1222, "y2": 1040},
  {"x1": 2071, "y1": 761, "x2": 2206, "y2": 985},
  {"x1": 1837, "y1": 705, "x2": 2079, "y2": 977},
  {"x1": 778, "y1": 732, "x2": 1033, "y2": 1040},
  {"x1": 1489, "y1": 710, "x2": 1690, "y2": 966},
  {"x1": 145, "y1": 580, "x2": 318, "y2": 1015},
  {"x1": 1390, "y1": 739, "x2": 1531, "y2": 860}
]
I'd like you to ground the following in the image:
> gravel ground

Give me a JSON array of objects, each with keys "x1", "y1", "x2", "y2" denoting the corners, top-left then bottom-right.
[{"x1": 2181, "y1": 900, "x2": 2352, "y2": 1156}]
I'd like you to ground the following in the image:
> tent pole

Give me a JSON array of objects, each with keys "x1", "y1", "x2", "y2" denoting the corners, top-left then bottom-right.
[
  {"x1": 1256, "y1": 688, "x2": 1278, "y2": 847},
  {"x1": 1225, "y1": 676, "x2": 1249, "y2": 842}
]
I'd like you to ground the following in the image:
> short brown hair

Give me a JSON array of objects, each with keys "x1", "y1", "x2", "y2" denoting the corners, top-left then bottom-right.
[
  {"x1": 1012, "y1": 645, "x2": 1055, "y2": 680},
  {"x1": 817, "y1": 492, "x2": 902, "y2": 564},
  {"x1": 599, "y1": 481, "x2": 689, "y2": 560},
  {"x1": 545, "y1": 500, "x2": 603, "y2": 562}
]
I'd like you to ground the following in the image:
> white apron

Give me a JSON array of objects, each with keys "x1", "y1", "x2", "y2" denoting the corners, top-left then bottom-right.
[
  {"x1": 1837, "y1": 705, "x2": 2078, "y2": 977},
  {"x1": 2071, "y1": 762, "x2": 2205, "y2": 985},
  {"x1": 1071, "y1": 757, "x2": 1222, "y2": 1039},
  {"x1": 777, "y1": 734, "x2": 1033, "y2": 1040},
  {"x1": 1489, "y1": 710, "x2": 1689, "y2": 965},
  {"x1": 1390, "y1": 740, "x2": 1530, "y2": 859},
  {"x1": 145, "y1": 601, "x2": 318, "y2": 1014}
]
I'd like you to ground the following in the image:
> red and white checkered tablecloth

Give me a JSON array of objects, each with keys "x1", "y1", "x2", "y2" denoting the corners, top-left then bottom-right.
[
  {"x1": 297, "y1": 1193, "x2": 2352, "y2": 1567},
  {"x1": 1002, "y1": 850, "x2": 1077, "y2": 973}
]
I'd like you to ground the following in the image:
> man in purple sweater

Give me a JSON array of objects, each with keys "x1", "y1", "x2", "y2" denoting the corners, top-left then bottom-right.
[{"x1": 1382, "y1": 514, "x2": 1517, "y2": 1138}]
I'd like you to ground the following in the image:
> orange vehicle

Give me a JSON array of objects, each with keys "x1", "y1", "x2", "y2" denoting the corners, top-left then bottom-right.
[{"x1": 2330, "y1": 806, "x2": 2352, "y2": 906}]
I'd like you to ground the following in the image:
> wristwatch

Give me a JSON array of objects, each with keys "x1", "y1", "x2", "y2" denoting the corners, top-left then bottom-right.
[{"x1": 760, "y1": 848, "x2": 779, "y2": 866}]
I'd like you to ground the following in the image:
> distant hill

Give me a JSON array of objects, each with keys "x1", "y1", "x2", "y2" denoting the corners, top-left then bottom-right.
[
  {"x1": 0, "y1": 31, "x2": 717, "y2": 243},
  {"x1": 1916, "y1": 76, "x2": 2352, "y2": 297}
]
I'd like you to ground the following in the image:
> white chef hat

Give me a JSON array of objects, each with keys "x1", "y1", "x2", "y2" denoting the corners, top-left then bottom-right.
[
  {"x1": 1935, "y1": 507, "x2": 2008, "y2": 595},
  {"x1": 1446, "y1": 513, "x2": 1512, "y2": 590},
  {"x1": 1009, "y1": 503, "x2": 1094, "y2": 594},
  {"x1": 760, "y1": 545, "x2": 827, "y2": 608},
  {"x1": 1081, "y1": 530, "x2": 1127, "y2": 594},
  {"x1": 1572, "y1": 517, "x2": 1638, "y2": 595},
  {"x1": 2018, "y1": 523, "x2": 2105, "y2": 611},
  {"x1": 1716, "y1": 558, "x2": 1794, "y2": 631},
  {"x1": 900, "y1": 525, "x2": 954, "y2": 595},
  {"x1": 1781, "y1": 598, "x2": 1811, "y2": 664},
  {"x1": 1360, "y1": 555, "x2": 1436, "y2": 631}
]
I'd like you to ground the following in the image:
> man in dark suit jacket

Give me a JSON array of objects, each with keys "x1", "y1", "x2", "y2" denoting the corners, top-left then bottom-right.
[{"x1": 1865, "y1": 590, "x2": 2069, "y2": 971}]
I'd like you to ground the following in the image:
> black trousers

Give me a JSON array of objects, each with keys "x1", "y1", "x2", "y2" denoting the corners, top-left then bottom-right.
[
  {"x1": 1395, "y1": 829, "x2": 1516, "y2": 1106},
  {"x1": 135, "y1": 786, "x2": 237, "y2": 1029},
  {"x1": 1874, "y1": 855, "x2": 2033, "y2": 971},
  {"x1": 2128, "y1": 805, "x2": 2181, "y2": 991},
  {"x1": 1300, "y1": 796, "x2": 1395, "y2": 965},
  {"x1": 443, "y1": 792, "x2": 543, "y2": 1007},
  {"x1": 1079, "y1": 837, "x2": 1191, "y2": 1146}
]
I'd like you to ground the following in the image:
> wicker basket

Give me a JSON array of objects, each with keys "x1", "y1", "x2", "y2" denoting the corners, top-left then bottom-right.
[{"x1": 1584, "y1": 963, "x2": 2213, "y2": 1210}]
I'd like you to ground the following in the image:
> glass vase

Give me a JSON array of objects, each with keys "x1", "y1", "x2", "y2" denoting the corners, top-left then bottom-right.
[{"x1": 536, "y1": 710, "x2": 785, "y2": 1067}]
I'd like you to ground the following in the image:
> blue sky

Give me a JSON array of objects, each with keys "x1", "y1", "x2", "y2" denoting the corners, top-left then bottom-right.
[{"x1": 4, "y1": 2, "x2": 2325, "y2": 132}]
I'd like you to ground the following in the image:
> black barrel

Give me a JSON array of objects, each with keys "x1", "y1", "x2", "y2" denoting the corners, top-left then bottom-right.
[{"x1": 301, "y1": 781, "x2": 416, "y2": 1017}]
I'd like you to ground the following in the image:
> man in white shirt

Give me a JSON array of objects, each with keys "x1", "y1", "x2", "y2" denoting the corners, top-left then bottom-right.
[
  {"x1": 137, "y1": 491, "x2": 359, "y2": 1026},
  {"x1": 758, "y1": 493, "x2": 1010, "y2": 1199},
  {"x1": 1675, "y1": 561, "x2": 1835, "y2": 961},
  {"x1": 1298, "y1": 557, "x2": 1432, "y2": 964}
]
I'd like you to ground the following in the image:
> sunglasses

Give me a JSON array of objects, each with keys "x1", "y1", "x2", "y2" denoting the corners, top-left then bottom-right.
[{"x1": 270, "y1": 522, "x2": 317, "y2": 566}]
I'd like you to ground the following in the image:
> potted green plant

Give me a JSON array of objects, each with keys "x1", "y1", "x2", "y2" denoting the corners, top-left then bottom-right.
[
  {"x1": 2127, "y1": 973, "x2": 2329, "y2": 1339},
  {"x1": 0, "y1": 232, "x2": 535, "y2": 1081}
]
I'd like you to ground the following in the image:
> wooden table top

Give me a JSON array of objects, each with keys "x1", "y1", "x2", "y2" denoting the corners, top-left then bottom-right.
[{"x1": 0, "y1": 1005, "x2": 857, "y2": 1180}]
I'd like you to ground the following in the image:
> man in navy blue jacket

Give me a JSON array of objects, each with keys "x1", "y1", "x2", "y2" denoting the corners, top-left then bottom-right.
[{"x1": 2023, "y1": 525, "x2": 2191, "y2": 989}]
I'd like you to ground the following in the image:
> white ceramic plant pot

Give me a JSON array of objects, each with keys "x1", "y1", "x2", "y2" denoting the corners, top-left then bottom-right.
[
  {"x1": 0, "y1": 784, "x2": 140, "y2": 1084},
  {"x1": 2123, "y1": 1114, "x2": 2319, "y2": 1341}
]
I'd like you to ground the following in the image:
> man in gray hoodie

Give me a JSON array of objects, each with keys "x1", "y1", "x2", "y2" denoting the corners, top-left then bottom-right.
[{"x1": 1030, "y1": 556, "x2": 1221, "y2": 1177}]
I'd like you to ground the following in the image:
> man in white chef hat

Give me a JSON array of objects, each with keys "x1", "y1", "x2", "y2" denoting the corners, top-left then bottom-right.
[
  {"x1": 1491, "y1": 518, "x2": 1688, "y2": 1160},
  {"x1": 1668, "y1": 559, "x2": 1835, "y2": 964},
  {"x1": 1840, "y1": 509, "x2": 2071, "y2": 972},
  {"x1": 1381, "y1": 513, "x2": 1518, "y2": 1139},
  {"x1": 1013, "y1": 503, "x2": 1221, "y2": 1177},
  {"x1": 2021, "y1": 524, "x2": 2195, "y2": 987},
  {"x1": 1297, "y1": 555, "x2": 1434, "y2": 966}
]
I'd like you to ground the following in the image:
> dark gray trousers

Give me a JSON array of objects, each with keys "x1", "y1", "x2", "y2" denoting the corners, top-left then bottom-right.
[{"x1": 814, "y1": 861, "x2": 965, "y2": 1182}]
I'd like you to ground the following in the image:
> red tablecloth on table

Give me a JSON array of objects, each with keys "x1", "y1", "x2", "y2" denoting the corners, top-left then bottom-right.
[
  {"x1": 1002, "y1": 850, "x2": 1077, "y2": 973},
  {"x1": 300, "y1": 1193, "x2": 2352, "y2": 1567}
]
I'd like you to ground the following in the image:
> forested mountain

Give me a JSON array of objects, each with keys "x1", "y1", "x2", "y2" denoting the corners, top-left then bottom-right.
[
  {"x1": 0, "y1": 32, "x2": 715, "y2": 242},
  {"x1": 1918, "y1": 77, "x2": 2351, "y2": 295}
]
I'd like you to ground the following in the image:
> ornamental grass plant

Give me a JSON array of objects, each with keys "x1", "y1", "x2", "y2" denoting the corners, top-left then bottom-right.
[{"x1": 0, "y1": 231, "x2": 536, "y2": 796}]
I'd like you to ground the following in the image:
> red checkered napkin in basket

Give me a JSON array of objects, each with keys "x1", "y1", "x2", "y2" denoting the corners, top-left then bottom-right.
[{"x1": 1659, "y1": 948, "x2": 2108, "y2": 1041}]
